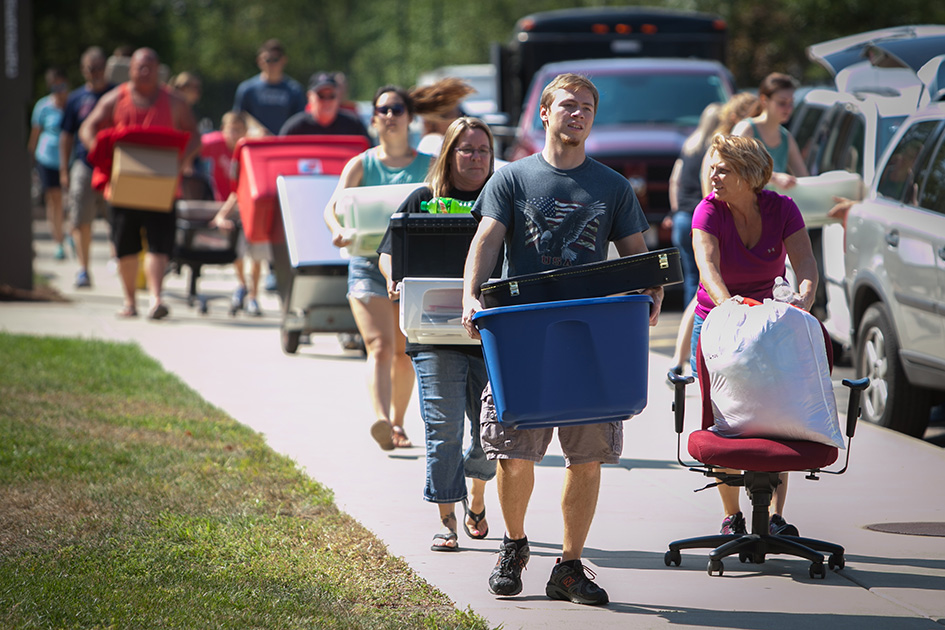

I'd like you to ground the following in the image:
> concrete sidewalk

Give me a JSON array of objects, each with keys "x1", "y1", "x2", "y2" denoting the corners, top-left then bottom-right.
[{"x1": 3, "y1": 220, "x2": 945, "y2": 629}]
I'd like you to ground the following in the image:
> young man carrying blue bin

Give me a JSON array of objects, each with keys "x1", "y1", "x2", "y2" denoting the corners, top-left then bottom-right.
[{"x1": 461, "y1": 73, "x2": 663, "y2": 606}]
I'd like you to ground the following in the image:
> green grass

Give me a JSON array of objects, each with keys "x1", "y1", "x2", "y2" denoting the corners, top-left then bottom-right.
[{"x1": 0, "y1": 333, "x2": 491, "y2": 629}]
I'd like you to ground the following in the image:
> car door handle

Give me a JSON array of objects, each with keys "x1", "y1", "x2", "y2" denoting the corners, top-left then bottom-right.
[{"x1": 885, "y1": 230, "x2": 900, "y2": 247}]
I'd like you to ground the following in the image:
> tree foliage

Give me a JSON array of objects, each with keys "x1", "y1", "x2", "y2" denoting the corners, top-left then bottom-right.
[{"x1": 32, "y1": 0, "x2": 945, "y2": 128}]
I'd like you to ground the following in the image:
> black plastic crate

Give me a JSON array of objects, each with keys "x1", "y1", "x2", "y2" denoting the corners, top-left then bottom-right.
[{"x1": 389, "y1": 213, "x2": 501, "y2": 282}]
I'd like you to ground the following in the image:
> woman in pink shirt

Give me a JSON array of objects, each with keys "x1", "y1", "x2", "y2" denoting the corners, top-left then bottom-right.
[{"x1": 691, "y1": 134, "x2": 818, "y2": 539}]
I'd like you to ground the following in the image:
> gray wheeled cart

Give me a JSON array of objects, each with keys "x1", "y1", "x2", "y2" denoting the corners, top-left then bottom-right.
[{"x1": 276, "y1": 174, "x2": 358, "y2": 354}]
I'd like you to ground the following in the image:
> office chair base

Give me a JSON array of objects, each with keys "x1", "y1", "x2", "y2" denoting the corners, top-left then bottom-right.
[{"x1": 665, "y1": 533, "x2": 844, "y2": 579}]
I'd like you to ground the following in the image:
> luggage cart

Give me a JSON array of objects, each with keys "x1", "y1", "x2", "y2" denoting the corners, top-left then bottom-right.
[
  {"x1": 171, "y1": 172, "x2": 238, "y2": 314},
  {"x1": 276, "y1": 174, "x2": 358, "y2": 354}
]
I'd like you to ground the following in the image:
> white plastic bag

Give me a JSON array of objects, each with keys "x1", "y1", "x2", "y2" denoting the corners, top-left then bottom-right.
[{"x1": 700, "y1": 299, "x2": 844, "y2": 448}]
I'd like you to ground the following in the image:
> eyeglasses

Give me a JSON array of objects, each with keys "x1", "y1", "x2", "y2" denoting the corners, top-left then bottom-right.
[
  {"x1": 374, "y1": 104, "x2": 406, "y2": 117},
  {"x1": 455, "y1": 146, "x2": 492, "y2": 158}
]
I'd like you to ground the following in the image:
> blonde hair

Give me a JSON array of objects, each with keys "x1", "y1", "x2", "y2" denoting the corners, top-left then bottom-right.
[
  {"x1": 709, "y1": 134, "x2": 773, "y2": 193},
  {"x1": 539, "y1": 73, "x2": 599, "y2": 129},
  {"x1": 681, "y1": 102, "x2": 722, "y2": 157},
  {"x1": 714, "y1": 92, "x2": 761, "y2": 136},
  {"x1": 428, "y1": 117, "x2": 495, "y2": 198}
]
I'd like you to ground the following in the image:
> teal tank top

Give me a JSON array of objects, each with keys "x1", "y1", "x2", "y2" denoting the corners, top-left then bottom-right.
[
  {"x1": 749, "y1": 120, "x2": 790, "y2": 173},
  {"x1": 361, "y1": 147, "x2": 433, "y2": 186}
]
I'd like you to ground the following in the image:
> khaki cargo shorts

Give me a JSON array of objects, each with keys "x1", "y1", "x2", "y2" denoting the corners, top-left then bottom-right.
[{"x1": 479, "y1": 382, "x2": 623, "y2": 467}]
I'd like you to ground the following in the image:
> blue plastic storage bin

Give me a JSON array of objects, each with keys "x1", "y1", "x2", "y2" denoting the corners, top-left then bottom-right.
[{"x1": 472, "y1": 295, "x2": 652, "y2": 428}]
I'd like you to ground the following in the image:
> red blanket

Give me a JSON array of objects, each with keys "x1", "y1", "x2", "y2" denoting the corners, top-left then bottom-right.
[{"x1": 86, "y1": 125, "x2": 190, "y2": 192}]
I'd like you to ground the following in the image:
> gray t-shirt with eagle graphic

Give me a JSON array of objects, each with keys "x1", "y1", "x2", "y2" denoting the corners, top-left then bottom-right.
[{"x1": 473, "y1": 153, "x2": 648, "y2": 277}]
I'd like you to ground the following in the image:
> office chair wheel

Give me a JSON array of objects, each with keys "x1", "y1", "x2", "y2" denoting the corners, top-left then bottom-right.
[
  {"x1": 707, "y1": 559, "x2": 724, "y2": 576},
  {"x1": 809, "y1": 562, "x2": 826, "y2": 579},
  {"x1": 664, "y1": 549, "x2": 681, "y2": 567},
  {"x1": 198, "y1": 297, "x2": 209, "y2": 315},
  {"x1": 828, "y1": 553, "x2": 845, "y2": 570}
]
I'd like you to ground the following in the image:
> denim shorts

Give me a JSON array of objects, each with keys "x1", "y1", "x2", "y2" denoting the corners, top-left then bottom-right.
[
  {"x1": 347, "y1": 256, "x2": 387, "y2": 302},
  {"x1": 479, "y1": 383, "x2": 623, "y2": 467},
  {"x1": 412, "y1": 349, "x2": 496, "y2": 503}
]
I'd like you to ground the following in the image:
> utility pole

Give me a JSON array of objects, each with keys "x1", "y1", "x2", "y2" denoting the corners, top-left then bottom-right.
[{"x1": 1, "y1": 0, "x2": 34, "y2": 291}]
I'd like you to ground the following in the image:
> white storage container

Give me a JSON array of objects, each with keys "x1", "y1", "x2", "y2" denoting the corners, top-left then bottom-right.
[
  {"x1": 768, "y1": 170, "x2": 863, "y2": 228},
  {"x1": 335, "y1": 183, "x2": 425, "y2": 257},
  {"x1": 399, "y1": 278, "x2": 479, "y2": 346}
]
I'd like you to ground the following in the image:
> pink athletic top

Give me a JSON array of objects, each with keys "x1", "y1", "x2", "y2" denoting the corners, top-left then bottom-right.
[{"x1": 692, "y1": 189, "x2": 806, "y2": 319}]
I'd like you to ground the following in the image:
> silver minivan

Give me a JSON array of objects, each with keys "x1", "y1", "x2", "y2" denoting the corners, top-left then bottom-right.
[{"x1": 845, "y1": 102, "x2": 945, "y2": 437}]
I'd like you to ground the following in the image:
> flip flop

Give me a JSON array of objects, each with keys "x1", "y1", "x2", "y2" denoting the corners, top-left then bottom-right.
[
  {"x1": 391, "y1": 425, "x2": 412, "y2": 448},
  {"x1": 116, "y1": 305, "x2": 138, "y2": 318},
  {"x1": 430, "y1": 529, "x2": 459, "y2": 552},
  {"x1": 370, "y1": 419, "x2": 394, "y2": 451},
  {"x1": 462, "y1": 497, "x2": 489, "y2": 540},
  {"x1": 148, "y1": 303, "x2": 170, "y2": 320}
]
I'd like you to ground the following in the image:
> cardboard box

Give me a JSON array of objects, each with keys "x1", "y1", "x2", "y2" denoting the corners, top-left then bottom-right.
[{"x1": 109, "y1": 143, "x2": 180, "y2": 211}]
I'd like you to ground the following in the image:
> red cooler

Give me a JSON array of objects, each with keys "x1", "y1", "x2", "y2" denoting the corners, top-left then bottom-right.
[{"x1": 236, "y1": 136, "x2": 370, "y2": 243}]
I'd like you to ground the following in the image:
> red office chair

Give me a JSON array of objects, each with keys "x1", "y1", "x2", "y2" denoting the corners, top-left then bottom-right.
[{"x1": 665, "y1": 324, "x2": 869, "y2": 579}]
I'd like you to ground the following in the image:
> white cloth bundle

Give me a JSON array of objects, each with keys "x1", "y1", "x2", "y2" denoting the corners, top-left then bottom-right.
[{"x1": 701, "y1": 299, "x2": 844, "y2": 448}]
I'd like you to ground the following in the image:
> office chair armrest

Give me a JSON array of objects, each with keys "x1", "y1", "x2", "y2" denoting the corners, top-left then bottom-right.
[
  {"x1": 841, "y1": 377, "x2": 870, "y2": 438},
  {"x1": 668, "y1": 370, "x2": 695, "y2": 435},
  {"x1": 821, "y1": 376, "x2": 870, "y2": 477}
]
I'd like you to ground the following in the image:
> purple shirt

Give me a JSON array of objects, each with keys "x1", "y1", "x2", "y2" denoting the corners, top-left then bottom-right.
[{"x1": 693, "y1": 189, "x2": 805, "y2": 319}]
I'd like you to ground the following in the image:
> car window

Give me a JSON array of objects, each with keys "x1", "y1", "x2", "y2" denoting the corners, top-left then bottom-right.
[
  {"x1": 876, "y1": 121, "x2": 939, "y2": 202},
  {"x1": 917, "y1": 130, "x2": 945, "y2": 214},
  {"x1": 793, "y1": 105, "x2": 827, "y2": 163},
  {"x1": 815, "y1": 110, "x2": 856, "y2": 175},
  {"x1": 875, "y1": 115, "x2": 908, "y2": 160},
  {"x1": 530, "y1": 73, "x2": 729, "y2": 132}
]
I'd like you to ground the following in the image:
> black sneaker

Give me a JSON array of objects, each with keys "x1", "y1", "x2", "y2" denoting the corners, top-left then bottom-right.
[
  {"x1": 720, "y1": 512, "x2": 747, "y2": 535},
  {"x1": 769, "y1": 513, "x2": 799, "y2": 537},
  {"x1": 488, "y1": 539, "x2": 529, "y2": 596},
  {"x1": 545, "y1": 558, "x2": 609, "y2": 606}
]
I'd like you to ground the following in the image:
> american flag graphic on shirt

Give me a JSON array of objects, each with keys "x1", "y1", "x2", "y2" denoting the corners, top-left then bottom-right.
[{"x1": 519, "y1": 196, "x2": 607, "y2": 265}]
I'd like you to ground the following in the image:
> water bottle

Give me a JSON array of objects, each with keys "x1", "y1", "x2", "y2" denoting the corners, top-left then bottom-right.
[{"x1": 772, "y1": 276, "x2": 794, "y2": 303}]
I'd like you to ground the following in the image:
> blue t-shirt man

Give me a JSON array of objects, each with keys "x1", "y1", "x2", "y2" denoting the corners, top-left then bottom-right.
[
  {"x1": 233, "y1": 74, "x2": 306, "y2": 135},
  {"x1": 61, "y1": 83, "x2": 115, "y2": 165}
]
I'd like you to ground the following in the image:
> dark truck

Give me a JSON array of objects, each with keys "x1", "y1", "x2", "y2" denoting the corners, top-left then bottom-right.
[
  {"x1": 492, "y1": 7, "x2": 732, "y2": 247},
  {"x1": 493, "y1": 6, "x2": 728, "y2": 128}
]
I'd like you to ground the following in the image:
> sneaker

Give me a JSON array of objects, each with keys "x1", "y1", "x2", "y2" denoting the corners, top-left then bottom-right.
[
  {"x1": 54, "y1": 244, "x2": 66, "y2": 260},
  {"x1": 247, "y1": 298, "x2": 262, "y2": 317},
  {"x1": 545, "y1": 558, "x2": 609, "y2": 606},
  {"x1": 75, "y1": 269, "x2": 92, "y2": 288},
  {"x1": 488, "y1": 538, "x2": 529, "y2": 597},
  {"x1": 720, "y1": 512, "x2": 747, "y2": 535},
  {"x1": 231, "y1": 285, "x2": 248, "y2": 312},
  {"x1": 769, "y1": 514, "x2": 799, "y2": 537},
  {"x1": 264, "y1": 271, "x2": 278, "y2": 292}
]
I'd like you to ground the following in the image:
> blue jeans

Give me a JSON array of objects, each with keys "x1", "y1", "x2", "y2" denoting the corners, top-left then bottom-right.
[
  {"x1": 690, "y1": 312, "x2": 705, "y2": 376},
  {"x1": 671, "y1": 211, "x2": 698, "y2": 305},
  {"x1": 411, "y1": 349, "x2": 496, "y2": 504}
]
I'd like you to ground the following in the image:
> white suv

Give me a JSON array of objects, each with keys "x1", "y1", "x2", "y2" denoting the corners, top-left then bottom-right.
[{"x1": 844, "y1": 102, "x2": 945, "y2": 437}]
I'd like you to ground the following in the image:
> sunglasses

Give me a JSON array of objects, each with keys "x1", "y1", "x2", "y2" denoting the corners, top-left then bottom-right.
[
  {"x1": 263, "y1": 55, "x2": 283, "y2": 64},
  {"x1": 374, "y1": 104, "x2": 406, "y2": 117},
  {"x1": 316, "y1": 91, "x2": 338, "y2": 100}
]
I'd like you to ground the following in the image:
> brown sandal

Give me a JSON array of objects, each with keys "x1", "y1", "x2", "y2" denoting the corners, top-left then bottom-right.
[
  {"x1": 391, "y1": 425, "x2": 412, "y2": 448},
  {"x1": 370, "y1": 420, "x2": 394, "y2": 451}
]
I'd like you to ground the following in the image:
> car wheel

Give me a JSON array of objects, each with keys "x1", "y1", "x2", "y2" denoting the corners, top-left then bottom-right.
[{"x1": 855, "y1": 303, "x2": 931, "y2": 437}]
